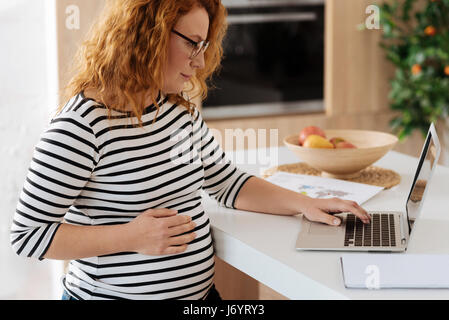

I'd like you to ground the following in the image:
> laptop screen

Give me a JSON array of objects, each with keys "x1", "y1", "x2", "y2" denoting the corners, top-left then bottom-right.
[{"x1": 405, "y1": 124, "x2": 440, "y2": 232}]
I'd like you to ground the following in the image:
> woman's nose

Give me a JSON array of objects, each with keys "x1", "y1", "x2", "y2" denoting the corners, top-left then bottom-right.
[{"x1": 191, "y1": 51, "x2": 205, "y2": 69}]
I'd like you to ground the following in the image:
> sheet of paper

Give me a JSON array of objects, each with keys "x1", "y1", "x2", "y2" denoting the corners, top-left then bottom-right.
[
  {"x1": 341, "y1": 254, "x2": 449, "y2": 289},
  {"x1": 265, "y1": 171, "x2": 383, "y2": 205}
]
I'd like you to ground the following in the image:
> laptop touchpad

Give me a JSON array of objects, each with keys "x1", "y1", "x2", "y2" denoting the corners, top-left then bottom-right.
[{"x1": 308, "y1": 222, "x2": 341, "y2": 235}]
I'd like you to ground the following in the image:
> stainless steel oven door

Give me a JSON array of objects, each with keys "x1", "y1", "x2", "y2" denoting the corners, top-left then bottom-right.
[{"x1": 203, "y1": 0, "x2": 325, "y2": 120}]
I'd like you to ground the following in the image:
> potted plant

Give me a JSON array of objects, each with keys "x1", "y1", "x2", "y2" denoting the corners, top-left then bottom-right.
[{"x1": 379, "y1": 0, "x2": 449, "y2": 161}]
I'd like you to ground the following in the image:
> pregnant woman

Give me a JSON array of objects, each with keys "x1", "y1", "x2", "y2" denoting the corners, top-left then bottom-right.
[{"x1": 10, "y1": 0, "x2": 369, "y2": 300}]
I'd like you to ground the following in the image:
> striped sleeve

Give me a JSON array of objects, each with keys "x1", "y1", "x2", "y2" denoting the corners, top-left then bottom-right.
[
  {"x1": 194, "y1": 109, "x2": 254, "y2": 209},
  {"x1": 10, "y1": 111, "x2": 98, "y2": 260}
]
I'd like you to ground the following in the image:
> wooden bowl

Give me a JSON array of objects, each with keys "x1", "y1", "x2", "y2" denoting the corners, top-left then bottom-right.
[{"x1": 283, "y1": 129, "x2": 398, "y2": 179}]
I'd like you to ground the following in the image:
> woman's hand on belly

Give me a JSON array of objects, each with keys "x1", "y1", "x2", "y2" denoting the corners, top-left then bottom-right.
[{"x1": 123, "y1": 208, "x2": 197, "y2": 256}]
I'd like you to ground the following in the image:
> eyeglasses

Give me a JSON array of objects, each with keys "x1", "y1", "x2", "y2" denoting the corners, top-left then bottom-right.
[{"x1": 172, "y1": 29, "x2": 210, "y2": 59}]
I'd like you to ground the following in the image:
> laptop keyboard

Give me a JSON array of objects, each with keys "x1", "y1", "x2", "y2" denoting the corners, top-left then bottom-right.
[{"x1": 344, "y1": 213, "x2": 396, "y2": 247}]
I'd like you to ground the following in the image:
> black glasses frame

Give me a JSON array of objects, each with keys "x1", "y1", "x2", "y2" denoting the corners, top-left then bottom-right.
[{"x1": 171, "y1": 29, "x2": 209, "y2": 59}]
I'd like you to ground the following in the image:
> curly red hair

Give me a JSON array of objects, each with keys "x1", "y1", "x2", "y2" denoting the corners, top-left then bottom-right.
[{"x1": 59, "y1": 0, "x2": 227, "y2": 126}]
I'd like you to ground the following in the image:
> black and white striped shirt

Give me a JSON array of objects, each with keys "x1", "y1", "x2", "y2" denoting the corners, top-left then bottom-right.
[{"x1": 10, "y1": 92, "x2": 254, "y2": 300}]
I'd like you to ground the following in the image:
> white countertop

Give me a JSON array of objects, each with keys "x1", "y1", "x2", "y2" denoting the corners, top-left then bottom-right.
[{"x1": 202, "y1": 146, "x2": 449, "y2": 299}]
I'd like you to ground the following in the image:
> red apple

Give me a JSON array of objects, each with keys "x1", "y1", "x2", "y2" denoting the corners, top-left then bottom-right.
[
  {"x1": 298, "y1": 126, "x2": 326, "y2": 146},
  {"x1": 336, "y1": 141, "x2": 357, "y2": 149},
  {"x1": 329, "y1": 137, "x2": 345, "y2": 148}
]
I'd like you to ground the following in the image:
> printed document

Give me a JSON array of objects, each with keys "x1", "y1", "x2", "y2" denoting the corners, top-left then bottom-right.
[{"x1": 265, "y1": 171, "x2": 384, "y2": 205}]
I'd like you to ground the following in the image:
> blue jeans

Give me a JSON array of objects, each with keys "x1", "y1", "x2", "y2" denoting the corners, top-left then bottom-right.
[
  {"x1": 61, "y1": 285, "x2": 221, "y2": 300},
  {"x1": 61, "y1": 290, "x2": 76, "y2": 300}
]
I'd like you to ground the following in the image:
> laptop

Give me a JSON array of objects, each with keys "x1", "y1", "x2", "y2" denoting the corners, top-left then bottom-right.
[{"x1": 295, "y1": 123, "x2": 441, "y2": 252}]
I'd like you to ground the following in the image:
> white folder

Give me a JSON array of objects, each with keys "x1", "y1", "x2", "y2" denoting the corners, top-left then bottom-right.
[{"x1": 340, "y1": 254, "x2": 449, "y2": 289}]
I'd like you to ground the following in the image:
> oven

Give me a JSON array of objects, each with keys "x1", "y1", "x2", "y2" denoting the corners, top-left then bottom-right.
[{"x1": 202, "y1": 0, "x2": 325, "y2": 120}]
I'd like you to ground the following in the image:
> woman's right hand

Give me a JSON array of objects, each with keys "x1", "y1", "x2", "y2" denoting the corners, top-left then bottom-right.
[{"x1": 124, "y1": 208, "x2": 197, "y2": 256}]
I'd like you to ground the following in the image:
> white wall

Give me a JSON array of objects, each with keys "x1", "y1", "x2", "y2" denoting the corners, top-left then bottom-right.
[{"x1": 0, "y1": 0, "x2": 63, "y2": 299}]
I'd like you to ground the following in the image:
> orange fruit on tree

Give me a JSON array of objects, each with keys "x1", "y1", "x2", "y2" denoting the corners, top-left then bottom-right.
[
  {"x1": 411, "y1": 64, "x2": 422, "y2": 75},
  {"x1": 444, "y1": 66, "x2": 449, "y2": 76},
  {"x1": 424, "y1": 26, "x2": 436, "y2": 36}
]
